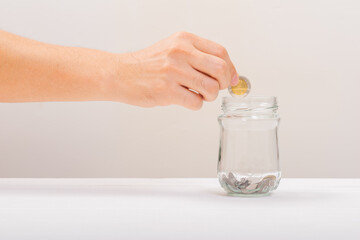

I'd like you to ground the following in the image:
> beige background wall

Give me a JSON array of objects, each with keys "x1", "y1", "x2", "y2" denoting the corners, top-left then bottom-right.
[{"x1": 0, "y1": 0, "x2": 359, "y2": 178}]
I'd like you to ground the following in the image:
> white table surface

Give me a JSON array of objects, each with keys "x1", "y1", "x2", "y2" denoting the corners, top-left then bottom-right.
[{"x1": 0, "y1": 178, "x2": 359, "y2": 240}]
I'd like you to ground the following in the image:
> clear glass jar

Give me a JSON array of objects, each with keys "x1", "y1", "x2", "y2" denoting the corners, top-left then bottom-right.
[{"x1": 217, "y1": 96, "x2": 281, "y2": 196}]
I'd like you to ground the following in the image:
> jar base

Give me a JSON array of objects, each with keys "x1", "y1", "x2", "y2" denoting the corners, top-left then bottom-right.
[
  {"x1": 227, "y1": 192, "x2": 271, "y2": 198},
  {"x1": 218, "y1": 171, "x2": 281, "y2": 196}
]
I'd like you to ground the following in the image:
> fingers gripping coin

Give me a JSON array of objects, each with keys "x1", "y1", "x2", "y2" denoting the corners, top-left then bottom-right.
[{"x1": 228, "y1": 76, "x2": 251, "y2": 98}]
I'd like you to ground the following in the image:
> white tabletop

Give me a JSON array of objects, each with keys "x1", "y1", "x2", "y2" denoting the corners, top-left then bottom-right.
[{"x1": 0, "y1": 178, "x2": 359, "y2": 240}]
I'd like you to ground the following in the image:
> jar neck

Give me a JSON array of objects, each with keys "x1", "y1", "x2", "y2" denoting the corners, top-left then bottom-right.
[{"x1": 221, "y1": 96, "x2": 279, "y2": 118}]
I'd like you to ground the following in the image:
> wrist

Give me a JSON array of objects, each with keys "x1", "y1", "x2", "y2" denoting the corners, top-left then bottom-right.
[
  {"x1": 101, "y1": 52, "x2": 139, "y2": 103},
  {"x1": 93, "y1": 52, "x2": 124, "y2": 101}
]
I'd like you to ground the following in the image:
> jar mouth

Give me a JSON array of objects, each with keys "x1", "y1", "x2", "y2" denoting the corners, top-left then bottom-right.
[
  {"x1": 222, "y1": 96, "x2": 276, "y2": 104},
  {"x1": 221, "y1": 96, "x2": 278, "y2": 115}
]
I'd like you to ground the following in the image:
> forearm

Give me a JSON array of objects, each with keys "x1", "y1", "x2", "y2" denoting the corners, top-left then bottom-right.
[{"x1": 0, "y1": 30, "x2": 117, "y2": 102}]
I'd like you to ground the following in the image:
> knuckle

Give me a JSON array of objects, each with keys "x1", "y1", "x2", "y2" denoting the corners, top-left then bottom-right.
[
  {"x1": 167, "y1": 42, "x2": 191, "y2": 57},
  {"x1": 216, "y1": 46, "x2": 228, "y2": 58},
  {"x1": 168, "y1": 42, "x2": 181, "y2": 51},
  {"x1": 173, "y1": 31, "x2": 191, "y2": 39},
  {"x1": 202, "y1": 79, "x2": 219, "y2": 101},
  {"x1": 161, "y1": 60, "x2": 177, "y2": 74},
  {"x1": 168, "y1": 47, "x2": 185, "y2": 57},
  {"x1": 198, "y1": 77, "x2": 219, "y2": 101},
  {"x1": 166, "y1": 48, "x2": 178, "y2": 58},
  {"x1": 214, "y1": 59, "x2": 227, "y2": 75}
]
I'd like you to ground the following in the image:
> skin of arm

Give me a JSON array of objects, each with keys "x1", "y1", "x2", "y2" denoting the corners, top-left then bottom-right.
[{"x1": 0, "y1": 30, "x2": 239, "y2": 110}]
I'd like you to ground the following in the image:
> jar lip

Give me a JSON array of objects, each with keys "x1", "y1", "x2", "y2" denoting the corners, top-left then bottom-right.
[
  {"x1": 222, "y1": 96, "x2": 277, "y2": 104},
  {"x1": 221, "y1": 96, "x2": 278, "y2": 113}
]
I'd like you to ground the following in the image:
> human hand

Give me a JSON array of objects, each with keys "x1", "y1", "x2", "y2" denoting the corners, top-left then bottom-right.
[{"x1": 110, "y1": 32, "x2": 239, "y2": 110}]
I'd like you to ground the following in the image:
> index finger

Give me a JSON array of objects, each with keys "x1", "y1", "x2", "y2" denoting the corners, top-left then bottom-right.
[{"x1": 191, "y1": 35, "x2": 238, "y2": 87}]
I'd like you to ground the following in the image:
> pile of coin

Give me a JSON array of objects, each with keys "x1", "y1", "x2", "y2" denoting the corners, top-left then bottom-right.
[{"x1": 221, "y1": 172, "x2": 277, "y2": 194}]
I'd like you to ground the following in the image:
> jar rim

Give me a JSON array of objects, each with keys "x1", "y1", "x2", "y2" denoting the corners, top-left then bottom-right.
[
  {"x1": 222, "y1": 96, "x2": 277, "y2": 103},
  {"x1": 221, "y1": 96, "x2": 278, "y2": 114}
]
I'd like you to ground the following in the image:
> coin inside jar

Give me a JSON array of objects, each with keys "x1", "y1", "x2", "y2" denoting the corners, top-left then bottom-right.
[{"x1": 228, "y1": 76, "x2": 251, "y2": 97}]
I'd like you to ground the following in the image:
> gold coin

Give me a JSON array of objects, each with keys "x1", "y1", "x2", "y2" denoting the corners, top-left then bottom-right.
[{"x1": 228, "y1": 76, "x2": 251, "y2": 97}]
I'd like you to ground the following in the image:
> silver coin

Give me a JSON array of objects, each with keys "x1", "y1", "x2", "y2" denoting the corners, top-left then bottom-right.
[
  {"x1": 246, "y1": 183, "x2": 259, "y2": 191},
  {"x1": 227, "y1": 172, "x2": 237, "y2": 185}
]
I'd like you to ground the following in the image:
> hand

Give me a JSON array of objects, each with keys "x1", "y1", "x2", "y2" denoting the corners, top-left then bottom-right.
[{"x1": 110, "y1": 32, "x2": 239, "y2": 110}]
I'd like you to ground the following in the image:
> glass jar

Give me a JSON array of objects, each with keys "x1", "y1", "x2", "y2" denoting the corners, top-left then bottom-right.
[{"x1": 217, "y1": 96, "x2": 281, "y2": 196}]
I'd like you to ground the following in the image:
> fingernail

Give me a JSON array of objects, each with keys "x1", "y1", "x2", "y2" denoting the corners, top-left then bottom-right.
[{"x1": 231, "y1": 74, "x2": 239, "y2": 86}]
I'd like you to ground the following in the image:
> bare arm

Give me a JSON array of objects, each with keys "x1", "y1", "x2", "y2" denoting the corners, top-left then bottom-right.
[
  {"x1": 0, "y1": 30, "x2": 239, "y2": 110},
  {"x1": 0, "y1": 30, "x2": 117, "y2": 102}
]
